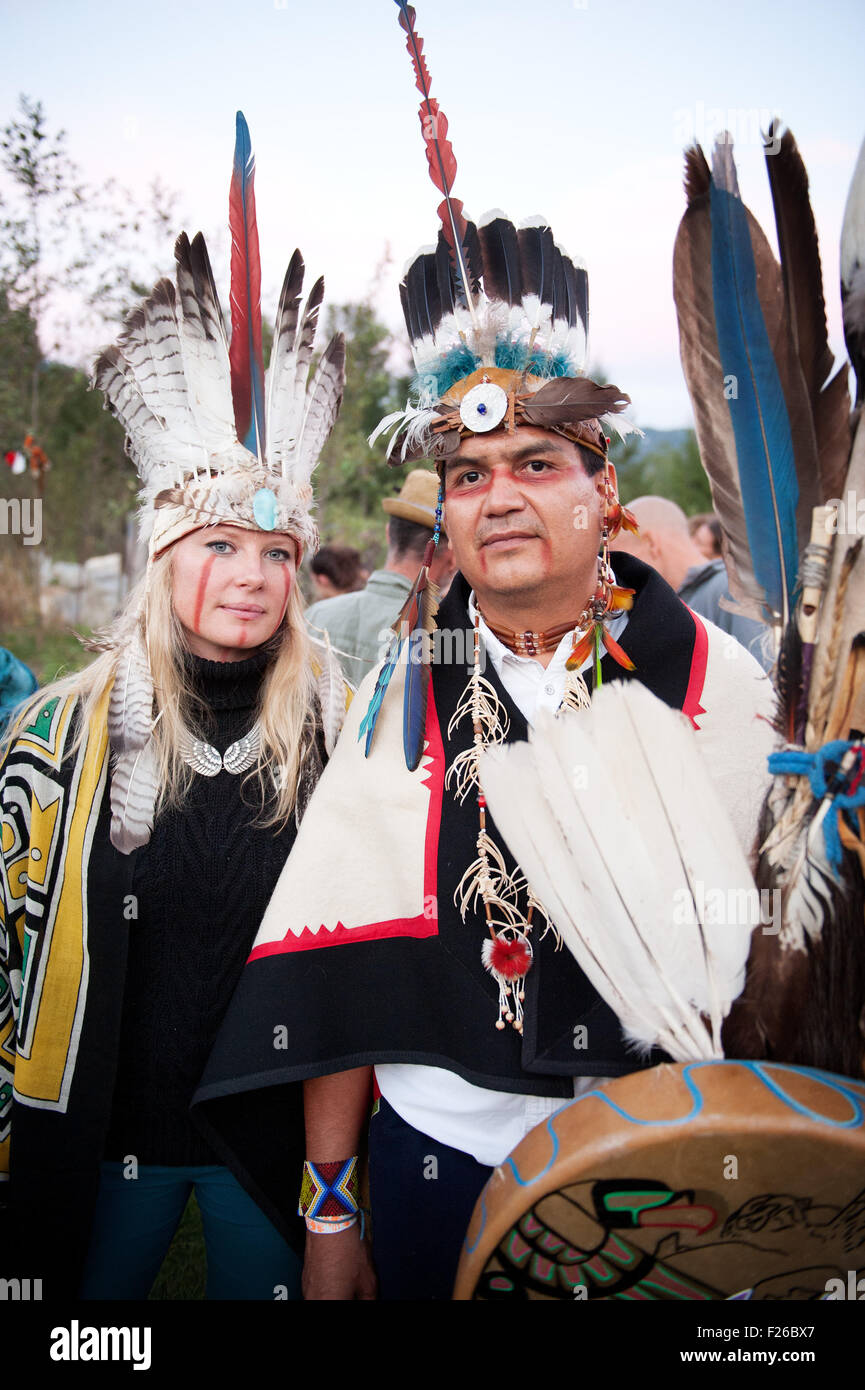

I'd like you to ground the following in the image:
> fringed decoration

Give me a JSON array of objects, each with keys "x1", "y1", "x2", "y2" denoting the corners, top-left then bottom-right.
[
  {"x1": 560, "y1": 667, "x2": 591, "y2": 714},
  {"x1": 446, "y1": 612, "x2": 561, "y2": 1032}
]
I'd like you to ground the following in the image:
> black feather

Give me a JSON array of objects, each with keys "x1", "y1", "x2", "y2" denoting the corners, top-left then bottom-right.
[
  {"x1": 517, "y1": 223, "x2": 554, "y2": 307},
  {"x1": 478, "y1": 216, "x2": 522, "y2": 307},
  {"x1": 551, "y1": 245, "x2": 567, "y2": 323},
  {"x1": 435, "y1": 230, "x2": 456, "y2": 318},
  {"x1": 573, "y1": 263, "x2": 589, "y2": 344},
  {"x1": 462, "y1": 219, "x2": 483, "y2": 299},
  {"x1": 399, "y1": 275, "x2": 418, "y2": 346},
  {"x1": 560, "y1": 253, "x2": 578, "y2": 330},
  {"x1": 403, "y1": 251, "x2": 443, "y2": 345}
]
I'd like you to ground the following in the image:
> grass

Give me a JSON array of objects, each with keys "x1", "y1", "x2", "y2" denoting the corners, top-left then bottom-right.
[
  {"x1": 6, "y1": 622, "x2": 92, "y2": 685},
  {"x1": 148, "y1": 1196, "x2": 207, "y2": 1301}
]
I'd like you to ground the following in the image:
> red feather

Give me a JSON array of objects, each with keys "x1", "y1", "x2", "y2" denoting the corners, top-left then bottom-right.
[
  {"x1": 228, "y1": 112, "x2": 265, "y2": 455},
  {"x1": 395, "y1": 3, "x2": 471, "y2": 284},
  {"x1": 398, "y1": 5, "x2": 433, "y2": 95}
]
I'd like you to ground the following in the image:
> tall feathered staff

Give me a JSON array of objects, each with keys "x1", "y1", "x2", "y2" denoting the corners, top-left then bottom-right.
[{"x1": 673, "y1": 128, "x2": 865, "y2": 1078}]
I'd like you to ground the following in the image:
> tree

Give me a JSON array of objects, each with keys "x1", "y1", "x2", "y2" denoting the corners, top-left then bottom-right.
[
  {"x1": 615, "y1": 429, "x2": 712, "y2": 516},
  {"x1": 0, "y1": 95, "x2": 86, "y2": 432},
  {"x1": 0, "y1": 96, "x2": 184, "y2": 431},
  {"x1": 314, "y1": 300, "x2": 413, "y2": 560}
]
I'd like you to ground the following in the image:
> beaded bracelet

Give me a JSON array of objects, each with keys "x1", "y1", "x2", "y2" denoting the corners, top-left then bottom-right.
[
  {"x1": 304, "y1": 1213, "x2": 358, "y2": 1235},
  {"x1": 298, "y1": 1157, "x2": 360, "y2": 1233}
]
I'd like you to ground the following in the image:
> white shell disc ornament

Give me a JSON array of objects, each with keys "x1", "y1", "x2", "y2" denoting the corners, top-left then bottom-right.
[{"x1": 459, "y1": 381, "x2": 509, "y2": 433}]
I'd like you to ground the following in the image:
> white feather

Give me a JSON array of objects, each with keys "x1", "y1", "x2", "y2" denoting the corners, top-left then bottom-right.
[
  {"x1": 295, "y1": 336, "x2": 345, "y2": 491},
  {"x1": 110, "y1": 737, "x2": 158, "y2": 854},
  {"x1": 478, "y1": 686, "x2": 758, "y2": 1061},
  {"x1": 312, "y1": 631, "x2": 348, "y2": 757},
  {"x1": 108, "y1": 628, "x2": 154, "y2": 755}
]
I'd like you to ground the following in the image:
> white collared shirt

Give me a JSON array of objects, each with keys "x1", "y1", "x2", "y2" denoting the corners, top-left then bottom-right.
[{"x1": 375, "y1": 600, "x2": 629, "y2": 1166}]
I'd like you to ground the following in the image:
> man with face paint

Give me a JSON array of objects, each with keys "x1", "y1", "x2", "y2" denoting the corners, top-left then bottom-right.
[
  {"x1": 196, "y1": 210, "x2": 775, "y2": 1299},
  {"x1": 0, "y1": 115, "x2": 347, "y2": 1300}
]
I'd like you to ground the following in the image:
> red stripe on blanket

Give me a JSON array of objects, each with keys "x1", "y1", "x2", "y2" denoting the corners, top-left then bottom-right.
[
  {"x1": 682, "y1": 608, "x2": 709, "y2": 730},
  {"x1": 248, "y1": 684, "x2": 446, "y2": 959}
]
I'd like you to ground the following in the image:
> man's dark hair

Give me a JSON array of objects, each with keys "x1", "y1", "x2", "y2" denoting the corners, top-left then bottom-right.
[
  {"x1": 387, "y1": 516, "x2": 445, "y2": 559},
  {"x1": 578, "y1": 444, "x2": 605, "y2": 478},
  {"x1": 310, "y1": 544, "x2": 365, "y2": 591}
]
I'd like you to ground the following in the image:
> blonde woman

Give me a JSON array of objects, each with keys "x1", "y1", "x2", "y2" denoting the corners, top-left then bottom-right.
[{"x1": 0, "y1": 118, "x2": 347, "y2": 1300}]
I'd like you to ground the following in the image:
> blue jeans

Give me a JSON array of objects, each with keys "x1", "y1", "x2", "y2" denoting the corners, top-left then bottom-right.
[
  {"x1": 369, "y1": 1098, "x2": 493, "y2": 1300},
  {"x1": 79, "y1": 1162, "x2": 301, "y2": 1300}
]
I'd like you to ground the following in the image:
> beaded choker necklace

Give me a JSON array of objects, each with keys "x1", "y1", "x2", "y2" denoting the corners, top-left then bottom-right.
[{"x1": 480, "y1": 614, "x2": 580, "y2": 658}]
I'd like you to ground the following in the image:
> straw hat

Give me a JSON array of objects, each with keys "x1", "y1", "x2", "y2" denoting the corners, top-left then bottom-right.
[{"x1": 381, "y1": 469, "x2": 441, "y2": 530}]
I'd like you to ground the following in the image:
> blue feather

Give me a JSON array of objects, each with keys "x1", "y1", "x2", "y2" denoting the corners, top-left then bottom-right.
[
  {"x1": 402, "y1": 574, "x2": 435, "y2": 772},
  {"x1": 710, "y1": 181, "x2": 799, "y2": 623},
  {"x1": 358, "y1": 626, "x2": 406, "y2": 757}
]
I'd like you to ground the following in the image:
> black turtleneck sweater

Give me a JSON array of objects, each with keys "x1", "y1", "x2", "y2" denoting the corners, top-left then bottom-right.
[{"x1": 104, "y1": 647, "x2": 302, "y2": 1166}]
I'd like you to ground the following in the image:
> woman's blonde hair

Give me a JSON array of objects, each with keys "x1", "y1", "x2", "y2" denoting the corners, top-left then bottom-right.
[{"x1": 3, "y1": 544, "x2": 317, "y2": 831}]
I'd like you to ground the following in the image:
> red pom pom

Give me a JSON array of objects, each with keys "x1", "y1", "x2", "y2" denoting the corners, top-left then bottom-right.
[{"x1": 485, "y1": 934, "x2": 533, "y2": 981}]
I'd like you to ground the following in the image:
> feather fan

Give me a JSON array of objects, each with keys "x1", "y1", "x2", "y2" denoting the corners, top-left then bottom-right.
[{"x1": 479, "y1": 689, "x2": 757, "y2": 1061}]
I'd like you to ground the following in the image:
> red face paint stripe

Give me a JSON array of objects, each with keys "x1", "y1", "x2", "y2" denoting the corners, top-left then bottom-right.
[{"x1": 192, "y1": 554, "x2": 217, "y2": 633}]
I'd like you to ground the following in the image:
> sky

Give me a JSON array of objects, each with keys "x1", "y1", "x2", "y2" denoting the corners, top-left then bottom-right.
[{"x1": 2, "y1": 0, "x2": 863, "y2": 429}]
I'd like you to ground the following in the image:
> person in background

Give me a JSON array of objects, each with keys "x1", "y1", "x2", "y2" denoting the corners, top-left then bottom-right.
[
  {"x1": 0, "y1": 646, "x2": 38, "y2": 735},
  {"x1": 305, "y1": 469, "x2": 456, "y2": 687},
  {"x1": 612, "y1": 495, "x2": 771, "y2": 671},
  {"x1": 309, "y1": 544, "x2": 366, "y2": 601},
  {"x1": 689, "y1": 512, "x2": 722, "y2": 561}
]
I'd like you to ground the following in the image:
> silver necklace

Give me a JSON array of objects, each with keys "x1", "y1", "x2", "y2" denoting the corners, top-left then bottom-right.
[{"x1": 179, "y1": 723, "x2": 261, "y2": 776}]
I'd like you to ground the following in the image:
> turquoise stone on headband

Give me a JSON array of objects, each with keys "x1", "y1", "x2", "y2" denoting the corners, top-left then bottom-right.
[{"x1": 253, "y1": 487, "x2": 278, "y2": 530}]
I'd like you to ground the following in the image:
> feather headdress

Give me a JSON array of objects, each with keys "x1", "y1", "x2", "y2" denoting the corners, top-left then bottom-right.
[
  {"x1": 95, "y1": 112, "x2": 345, "y2": 561},
  {"x1": 92, "y1": 112, "x2": 346, "y2": 852},
  {"x1": 372, "y1": 4, "x2": 634, "y2": 467}
]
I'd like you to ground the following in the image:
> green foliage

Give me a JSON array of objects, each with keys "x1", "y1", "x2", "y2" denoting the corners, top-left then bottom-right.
[
  {"x1": 37, "y1": 361, "x2": 135, "y2": 561},
  {"x1": 0, "y1": 284, "x2": 39, "y2": 444},
  {"x1": 4, "y1": 621, "x2": 92, "y2": 685},
  {"x1": 314, "y1": 301, "x2": 412, "y2": 562},
  {"x1": 614, "y1": 430, "x2": 712, "y2": 516},
  {"x1": 0, "y1": 95, "x2": 170, "y2": 578}
]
